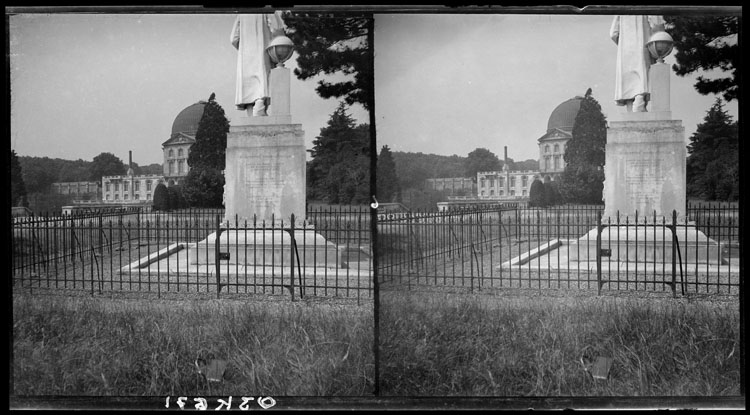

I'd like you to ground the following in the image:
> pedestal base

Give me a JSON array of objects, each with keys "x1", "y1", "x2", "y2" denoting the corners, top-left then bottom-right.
[
  {"x1": 569, "y1": 225, "x2": 726, "y2": 265},
  {"x1": 604, "y1": 119, "x2": 686, "y2": 219},
  {"x1": 224, "y1": 123, "x2": 306, "y2": 225},
  {"x1": 188, "y1": 229, "x2": 341, "y2": 268}
]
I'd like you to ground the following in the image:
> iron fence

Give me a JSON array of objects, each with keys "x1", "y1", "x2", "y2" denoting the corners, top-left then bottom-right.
[
  {"x1": 12, "y1": 207, "x2": 373, "y2": 302},
  {"x1": 11, "y1": 202, "x2": 740, "y2": 299},
  {"x1": 377, "y1": 203, "x2": 740, "y2": 296}
]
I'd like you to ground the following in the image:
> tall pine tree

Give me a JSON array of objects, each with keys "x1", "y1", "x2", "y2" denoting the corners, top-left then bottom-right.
[
  {"x1": 559, "y1": 88, "x2": 607, "y2": 204},
  {"x1": 308, "y1": 102, "x2": 370, "y2": 204},
  {"x1": 187, "y1": 93, "x2": 230, "y2": 171},
  {"x1": 284, "y1": 13, "x2": 372, "y2": 111},
  {"x1": 376, "y1": 145, "x2": 399, "y2": 203},
  {"x1": 686, "y1": 98, "x2": 738, "y2": 201},
  {"x1": 664, "y1": 15, "x2": 739, "y2": 102},
  {"x1": 182, "y1": 93, "x2": 230, "y2": 208}
]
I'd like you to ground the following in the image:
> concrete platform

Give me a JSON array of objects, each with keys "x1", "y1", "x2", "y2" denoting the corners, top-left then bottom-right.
[
  {"x1": 188, "y1": 229, "x2": 340, "y2": 268},
  {"x1": 500, "y1": 239, "x2": 740, "y2": 275},
  {"x1": 569, "y1": 225, "x2": 726, "y2": 265},
  {"x1": 117, "y1": 242, "x2": 372, "y2": 298}
]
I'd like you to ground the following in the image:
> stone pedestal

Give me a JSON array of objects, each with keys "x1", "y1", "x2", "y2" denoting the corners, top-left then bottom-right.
[
  {"x1": 572, "y1": 113, "x2": 723, "y2": 265},
  {"x1": 603, "y1": 117, "x2": 686, "y2": 221},
  {"x1": 223, "y1": 121, "x2": 306, "y2": 225}
]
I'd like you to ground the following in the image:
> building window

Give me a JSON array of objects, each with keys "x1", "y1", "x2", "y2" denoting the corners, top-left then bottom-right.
[
  {"x1": 169, "y1": 160, "x2": 175, "y2": 174},
  {"x1": 124, "y1": 194, "x2": 129, "y2": 200},
  {"x1": 481, "y1": 191, "x2": 485, "y2": 196},
  {"x1": 522, "y1": 190, "x2": 527, "y2": 196},
  {"x1": 178, "y1": 148, "x2": 183, "y2": 157},
  {"x1": 490, "y1": 189, "x2": 494, "y2": 196},
  {"x1": 545, "y1": 145, "x2": 550, "y2": 153},
  {"x1": 545, "y1": 157, "x2": 550, "y2": 170},
  {"x1": 135, "y1": 181, "x2": 140, "y2": 191},
  {"x1": 554, "y1": 155, "x2": 560, "y2": 170},
  {"x1": 178, "y1": 160, "x2": 184, "y2": 174},
  {"x1": 105, "y1": 183, "x2": 110, "y2": 191},
  {"x1": 499, "y1": 190, "x2": 504, "y2": 196},
  {"x1": 480, "y1": 178, "x2": 486, "y2": 188},
  {"x1": 522, "y1": 176, "x2": 528, "y2": 187},
  {"x1": 115, "y1": 194, "x2": 119, "y2": 200},
  {"x1": 489, "y1": 178, "x2": 495, "y2": 188},
  {"x1": 510, "y1": 190, "x2": 515, "y2": 196},
  {"x1": 147, "y1": 193, "x2": 151, "y2": 200},
  {"x1": 498, "y1": 177, "x2": 504, "y2": 187},
  {"x1": 124, "y1": 182, "x2": 128, "y2": 191},
  {"x1": 510, "y1": 177, "x2": 516, "y2": 187},
  {"x1": 135, "y1": 194, "x2": 140, "y2": 200},
  {"x1": 146, "y1": 181, "x2": 152, "y2": 191},
  {"x1": 115, "y1": 183, "x2": 119, "y2": 191},
  {"x1": 554, "y1": 144, "x2": 559, "y2": 153},
  {"x1": 106, "y1": 194, "x2": 110, "y2": 200},
  {"x1": 169, "y1": 149, "x2": 174, "y2": 157}
]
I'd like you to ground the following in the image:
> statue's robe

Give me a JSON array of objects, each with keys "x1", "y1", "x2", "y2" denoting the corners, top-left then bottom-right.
[
  {"x1": 610, "y1": 15, "x2": 665, "y2": 106},
  {"x1": 231, "y1": 13, "x2": 285, "y2": 110}
]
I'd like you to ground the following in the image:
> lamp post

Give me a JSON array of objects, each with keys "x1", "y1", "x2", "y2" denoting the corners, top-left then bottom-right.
[
  {"x1": 264, "y1": 35, "x2": 294, "y2": 118},
  {"x1": 266, "y1": 35, "x2": 295, "y2": 68},
  {"x1": 646, "y1": 31, "x2": 674, "y2": 113},
  {"x1": 646, "y1": 31, "x2": 674, "y2": 63}
]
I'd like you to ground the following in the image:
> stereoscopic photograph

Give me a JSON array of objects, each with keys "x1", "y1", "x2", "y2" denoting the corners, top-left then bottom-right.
[
  {"x1": 374, "y1": 10, "x2": 741, "y2": 403},
  {"x1": 9, "y1": 5, "x2": 743, "y2": 411},
  {"x1": 10, "y1": 9, "x2": 374, "y2": 405}
]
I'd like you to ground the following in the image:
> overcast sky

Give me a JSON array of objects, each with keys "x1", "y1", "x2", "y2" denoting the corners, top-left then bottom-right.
[
  {"x1": 9, "y1": 12, "x2": 368, "y2": 165},
  {"x1": 9, "y1": 9, "x2": 739, "y2": 168},
  {"x1": 374, "y1": 12, "x2": 739, "y2": 162}
]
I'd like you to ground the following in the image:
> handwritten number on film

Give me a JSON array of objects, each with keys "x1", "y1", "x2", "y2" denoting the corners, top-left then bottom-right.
[{"x1": 165, "y1": 396, "x2": 276, "y2": 410}]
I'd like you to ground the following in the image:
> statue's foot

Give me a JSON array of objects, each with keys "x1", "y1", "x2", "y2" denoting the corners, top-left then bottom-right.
[
  {"x1": 633, "y1": 94, "x2": 647, "y2": 112},
  {"x1": 252, "y1": 98, "x2": 268, "y2": 116}
]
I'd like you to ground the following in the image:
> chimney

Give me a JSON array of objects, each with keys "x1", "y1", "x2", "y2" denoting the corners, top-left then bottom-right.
[
  {"x1": 504, "y1": 146, "x2": 508, "y2": 165},
  {"x1": 126, "y1": 151, "x2": 135, "y2": 178}
]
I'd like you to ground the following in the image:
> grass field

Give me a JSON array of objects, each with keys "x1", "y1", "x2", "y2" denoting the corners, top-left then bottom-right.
[
  {"x1": 12, "y1": 294, "x2": 374, "y2": 396},
  {"x1": 379, "y1": 289, "x2": 740, "y2": 396}
]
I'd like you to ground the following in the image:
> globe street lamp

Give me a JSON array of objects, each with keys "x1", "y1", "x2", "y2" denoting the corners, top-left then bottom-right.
[
  {"x1": 646, "y1": 31, "x2": 674, "y2": 63},
  {"x1": 266, "y1": 35, "x2": 294, "y2": 68}
]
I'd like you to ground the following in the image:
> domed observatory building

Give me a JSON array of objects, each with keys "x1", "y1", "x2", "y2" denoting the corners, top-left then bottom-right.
[
  {"x1": 161, "y1": 101, "x2": 206, "y2": 186},
  {"x1": 538, "y1": 96, "x2": 583, "y2": 182}
]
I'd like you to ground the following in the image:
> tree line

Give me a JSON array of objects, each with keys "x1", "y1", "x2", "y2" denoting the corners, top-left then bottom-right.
[
  {"x1": 16, "y1": 154, "x2": 161, "y2": 195},
  {"x1": 11, "y1": 150, "x2": 162, "y2": 211}
]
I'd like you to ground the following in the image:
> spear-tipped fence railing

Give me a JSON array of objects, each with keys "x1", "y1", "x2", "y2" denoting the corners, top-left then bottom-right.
[
  {"x1": 377, "y1": 202, "x2": 739, "y2": 296},
  {"x1": 12, "y1": 206, "x2": 373, "y2": 300}
]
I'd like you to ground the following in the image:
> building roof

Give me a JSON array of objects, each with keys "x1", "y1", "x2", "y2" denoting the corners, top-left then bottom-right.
[
  {"x1": 546, "y1": 97, "x2": 583, "y2": 133},
  {"x1": 171, "y1": 101, "x2": 206, "y2": 137},
  {"x1": 538, "y1": 127, "x2": 573, "y2": 143},
  {"x1": 162, "y1": 131, "x2": 197, "y2": 147}
]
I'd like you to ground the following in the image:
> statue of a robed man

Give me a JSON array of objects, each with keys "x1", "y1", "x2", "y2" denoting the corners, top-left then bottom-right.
[
  {"x1": 610, "y1": 15, "x2": 666, "y2": 112},
  {"x1": 231, "y1": 12, "x2": 286, "y2": 116}
]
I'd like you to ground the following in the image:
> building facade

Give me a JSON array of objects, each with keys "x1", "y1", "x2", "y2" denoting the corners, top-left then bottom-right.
[
  {"x1": 97, "y1": 101, "x2": 209, "y2": 204},
  {"x1": 537, "y1": 96, "x2": 583, "y2": 182},
  {"x1": 162, "y1": 101, "x2": 206, "y2": 186},
  {"x1": 477, "y1": 168, "x2": 539, "y2": 199},
  {"x1": 102, "y1": 173, "x2": 164, "y2": 204}
]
